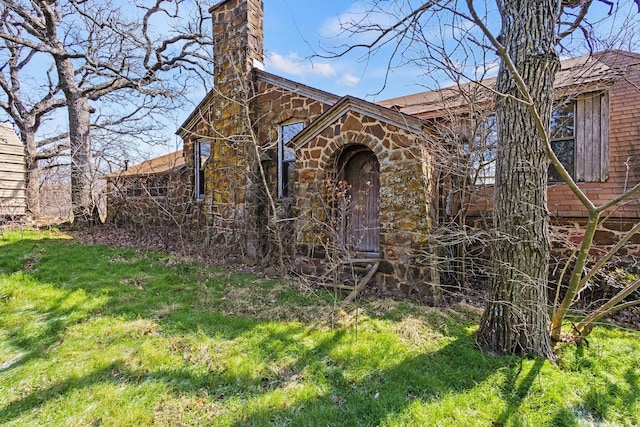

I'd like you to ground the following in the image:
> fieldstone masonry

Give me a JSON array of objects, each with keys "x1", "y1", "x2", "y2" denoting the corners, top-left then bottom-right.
[
  {"x1": 551, "y1": 219, "x2": 640, "y2": 257},
  {"x1": 176, "y1": 0, "x2": 441, "y2": 300},
  {"x1": 108, "y1": 0, "x2": 638, "y2": 305},
  {"x1": 293, "y1": 110, "x2": 437, "y2": 296}
]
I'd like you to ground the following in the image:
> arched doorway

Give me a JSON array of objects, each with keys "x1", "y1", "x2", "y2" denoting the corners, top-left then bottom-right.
[{"x1": 339, "y1": 147, "x2": 380, "y2": 257}]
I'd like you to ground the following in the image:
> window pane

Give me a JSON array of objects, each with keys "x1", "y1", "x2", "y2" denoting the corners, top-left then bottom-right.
[
  {"x1": 471, "y1": 115, "x2": 497, "y2": 185},
  {"x1": 283, "y1": 161, "x2": 294, "y2": 197},
  {"x1": 282, "y1": 146, "x2": 295, "y2": 163},
  {"x1": 281, "y1": 123, "x2": 302, "y2": 163},
  {"x1": 549, "y1": 139, "x2": 575, "y2": 182},
  {"x1": 549, "y1": 101, "x2": 576, "y2": 181},
  {"x1": 196, "y1": 140, "x2": 210, "y2": 199},
  {"x1": 278, "y1": 122, "x2": 304, "y2": 198},
  {"x1": 551, "y1": 104, "x2": 574, "y2": 140},
  {"x1": 281, "y1": 122, "x2": 304, "y2": 144},
  {"x1": 479, "y1": 115, "x2": 497, "y2": 149},
  {"x1": 199, "y1": 141, "x2": 211, "y2": 168}
]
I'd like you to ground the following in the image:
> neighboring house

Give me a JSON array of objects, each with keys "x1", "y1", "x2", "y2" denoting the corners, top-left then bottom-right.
[
  {"x1": 0, "y1": 122, "x2": 26, "y2": 218},
  {"x1": 380, "y1": 50, "x2": 640, "y2": 252},
  {"x1": 381, "y1": 51, "x2": 640, "y2": 218},
  {"x1": 107, "y1": 0, "x2": 640, "y2": 297}
]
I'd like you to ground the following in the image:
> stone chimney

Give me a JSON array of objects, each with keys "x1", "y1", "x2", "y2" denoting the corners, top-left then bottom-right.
[
  {"x1": 206, "y1": 0, "x2": 265, "y2": 262},
  {"x1": 210, "y1": 0, "x2": 264, "y2": 90}
]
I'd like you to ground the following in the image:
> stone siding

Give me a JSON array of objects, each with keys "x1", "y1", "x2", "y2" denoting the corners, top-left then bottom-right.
[
  {"x1": 550, "y1": 218, "x2": 640, "y2": 257},
  {"x1": 178, "y1": 0, "x2": 268, "y2": 257},
  {"x1": 106, "y1": 171, "x2": 203, "y2": 231},
  {"x1": 294, "y1": 110, "x2": 439, "y2": 301},
  {"x1": 179, "y1": 71, "x2": 441, "y2": 299}
]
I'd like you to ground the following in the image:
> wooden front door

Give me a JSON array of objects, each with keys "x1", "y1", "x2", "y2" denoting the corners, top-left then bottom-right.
[{"x1": 344, "y1": 150, "x2": 380, "y2": 256}]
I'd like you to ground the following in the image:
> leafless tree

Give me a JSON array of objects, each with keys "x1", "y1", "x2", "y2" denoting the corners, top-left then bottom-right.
[
  {"x1": 0, "y1": 0, "x2": 213, "y2": 223},
  {"x1": 0, "y1": 22, "x2": 64, "y2": 216},
  {"x1": 326, "y1": 0, "x2": 639, "y2": 358},
  {"x1": 0, "y1": 30, "x2": 177, "y2": 218}
]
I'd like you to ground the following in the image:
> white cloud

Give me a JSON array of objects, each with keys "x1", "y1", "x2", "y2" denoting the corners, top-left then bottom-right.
[
  {"x1": 266, "y1": 52, "x2": 336, "y2": 78},
  {"x1": 474, "y1": 60, "x2": 499, "y2": 78},
  {"x1": 337, "y1": 73, "x2": 360, "y2": 87},
  {"x1": 319, "y1": 3, "x2": 399, "y2": 44}
]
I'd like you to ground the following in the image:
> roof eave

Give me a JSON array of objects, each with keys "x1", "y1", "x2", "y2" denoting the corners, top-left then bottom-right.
[
  {"x1": 254, "y1": 69, "x2": 341, "y2": 106},
  {"x1": 291, "y1": 95, "x2": 425, "y2": 150}
]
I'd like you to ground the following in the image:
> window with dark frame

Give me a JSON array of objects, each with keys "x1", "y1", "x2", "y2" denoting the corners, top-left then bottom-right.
[
  {"x1": 148, "y1": 177, "x2": 168, "y2": 197},
  {"x1": 195, "y1": 140, "x2": 211, "y2": 200},
  {"x1": 549, "y1": 102, "x2": 576, "y2": 182},
  {"x1": 466, "y1": 95, "x2": 596, "y2": 185},
  {"x1": 278, "y1": 122, "x2": 304, "y2": 198},
  {"x1": 128, "y1": 179, "x2": 143, "y2": 197}
]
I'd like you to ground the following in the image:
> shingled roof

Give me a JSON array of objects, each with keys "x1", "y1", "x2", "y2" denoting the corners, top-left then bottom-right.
[
  {"x1": 104, "y1": 150, "x2": 185, "y2": 179},
  {"x1": 377, "y1": 51, "x2": 628, "y2": 119}
]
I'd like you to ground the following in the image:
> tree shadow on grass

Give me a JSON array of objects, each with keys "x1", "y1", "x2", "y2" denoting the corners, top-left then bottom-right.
[
  {"x1": 0, "y1": 290, "x2": 93, "y2": 372},
  {"x1": 3, "y1": 236, "x2": 636, "y2": 425},
  {"x1": 0, "y1": 362, "x2": 124, "y2": 423},
  {"x1": 493, "y1": 357, "x2": 545, "y2": 427},
  {"x1": 0, "y1": 328, "x2": 506, "y2": 426},
  {"x1": 551, "y1": 357, "x2": 640, "y2": 426},
  {"x1": 1, "y1": 237, "x2": 247, "y2": 336},
  {"x1": 0, "y1": 236, "x2": 510, "y2": 425},
  {"x1": 225, "y1": 326, "x2": 519, "y2": 426},
  {"x1": 1, "y1": 237, "x2": 126, "y2": 372}
]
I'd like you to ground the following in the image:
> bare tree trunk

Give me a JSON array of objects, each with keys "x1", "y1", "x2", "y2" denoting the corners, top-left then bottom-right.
[
  {"x1": 477, "y1": 0, "x2": 559, "y2": 358},
  {"x1": 55, "y1": 61, "x2": 95, "y2": 223},
  {"x1": 21, "y1": 129, "x2": 40, "y2": 216},
  {"x1": 43, "y1": 4, "x2": 97, "y2": 224}
]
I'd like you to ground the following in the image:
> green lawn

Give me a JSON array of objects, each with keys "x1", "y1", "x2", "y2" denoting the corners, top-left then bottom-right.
[{"x1": 0, "y1": 230, "x2": 638, "y2": 426}]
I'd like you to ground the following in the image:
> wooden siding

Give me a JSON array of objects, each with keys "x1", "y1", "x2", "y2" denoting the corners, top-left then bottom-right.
[
  {"x1": 575, "y1": 91, "x2": 609, "y2": 182},
  {"x1": 0, "y1": 122, "x2": 26, "y2": 216}
]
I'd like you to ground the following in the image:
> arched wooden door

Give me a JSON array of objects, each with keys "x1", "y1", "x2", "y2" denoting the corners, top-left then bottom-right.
[{"x1": 343, "y1": 150, "x2": 380, "y2": 257}]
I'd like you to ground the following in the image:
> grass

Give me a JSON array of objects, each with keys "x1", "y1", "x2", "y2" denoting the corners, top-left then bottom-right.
[{"x1": 0, "y1": 230, "x2": 639, "y2": 426}]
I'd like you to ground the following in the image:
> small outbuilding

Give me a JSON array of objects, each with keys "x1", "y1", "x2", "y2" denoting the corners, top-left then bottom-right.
[{"x1": 0, "y1": 122, "x2": 26, "y2": 218}]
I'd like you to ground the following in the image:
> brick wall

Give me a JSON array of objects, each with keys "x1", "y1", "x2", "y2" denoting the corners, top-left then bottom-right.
[
  {"x1": 548, "y1": 54, "x2": 640, "y2": 219},
  {"x1": 460, "y1": 52, "x2": 640, "y2": 223}
]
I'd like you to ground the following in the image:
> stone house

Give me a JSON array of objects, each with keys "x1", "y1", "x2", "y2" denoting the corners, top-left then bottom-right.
[
  {"x1": 106, "y1": 0, "x2": 640, "y2": 298},
  {"x1": 178, "y1": 0, "x2": 440, "y2": 300},
  {"x1": 106, "y1": 0, "x2": 440, "y2": 301},
  {"x1": 105, "y1": 150, "x2": 197, "y2": 229},
  {"x1": 0, "y1": 122, "x2": 26, "y2": 218}
]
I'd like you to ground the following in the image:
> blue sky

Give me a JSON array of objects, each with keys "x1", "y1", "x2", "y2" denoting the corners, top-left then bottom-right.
[
  {"x1": 3, "y1": 0, "x2": 636, "y2": 160},
  {"x1": 153, "y1": 0, "x2": 638, "y2": 157},
  {"x1": 259, "y1": 0, "x2": 640, "y2": 103},
  {"x1": 262, "y1": 0, "x2": 427, "y2": 101}
]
